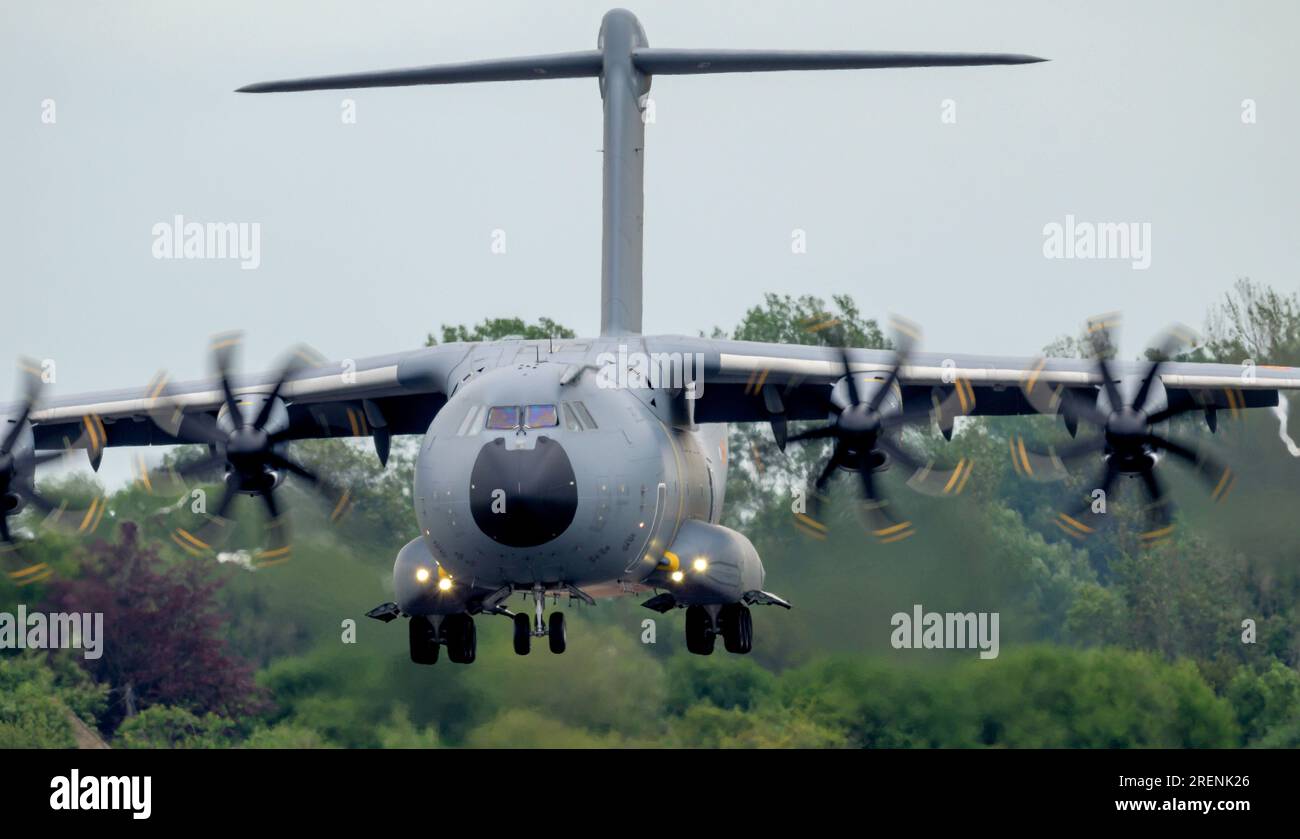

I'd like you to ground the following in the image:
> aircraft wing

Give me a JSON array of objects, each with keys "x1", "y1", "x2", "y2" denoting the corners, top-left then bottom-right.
[
  {"x1": 14, "y1": 344, "x2": 474, "y2": 463},
  {"x1": 645, "y1": 335, "x2": 1300, "y2": 427}
]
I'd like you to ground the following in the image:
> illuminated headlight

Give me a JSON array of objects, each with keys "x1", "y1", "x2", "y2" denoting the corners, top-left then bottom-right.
[
  {"x1": 670, "y1": 570, "x2": 684, "y2": 583},
  {"x1": 438, "y1": 577, "x2": 453, "y2": 592},
  {"x1": 692, "y1": 557, "x2": 708, "y2": 573},
  {"x1": 415, "y1": 568, "x2": 431, "y2": 584}
]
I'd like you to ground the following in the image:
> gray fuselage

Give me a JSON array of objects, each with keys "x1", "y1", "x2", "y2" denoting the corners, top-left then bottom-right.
[{"x1": 412, "y1": 358, "x2": 726, "y2": 595}]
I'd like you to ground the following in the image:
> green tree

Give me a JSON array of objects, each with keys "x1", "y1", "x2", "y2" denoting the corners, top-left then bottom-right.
[
  {"x1": 116, "y1": 706, "x2": 238, "y2": 749},
  {"x1": 427, "y1": 316, "x2": 575, "y2": 346}
]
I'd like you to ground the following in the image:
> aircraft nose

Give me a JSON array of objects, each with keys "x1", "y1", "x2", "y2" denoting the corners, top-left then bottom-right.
[{"x1": 470, "y1": 436, "x2": 578, "y2": 547}]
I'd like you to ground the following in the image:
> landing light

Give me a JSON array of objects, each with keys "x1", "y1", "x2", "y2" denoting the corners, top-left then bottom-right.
[
  {"x1": 692, "y1": 557, "x2": 708, "y2": 573},
  {"x1": 415, "y1": 568, "x2": 431, "y2": 583},
  {"x1": 670, "y1": 570, "x2": 684, "y2": 583},
  {"x1": 438, "y1": 577, "x2": 453, "y2": 592}
]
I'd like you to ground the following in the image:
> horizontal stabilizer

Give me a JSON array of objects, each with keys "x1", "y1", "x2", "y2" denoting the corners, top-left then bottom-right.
[
  {"x1": 237, "y1": 50, "x2": 603, "y2": 93},
  {"x1": 632, "y1": 48, "x2": 1047, "y2": 75}
]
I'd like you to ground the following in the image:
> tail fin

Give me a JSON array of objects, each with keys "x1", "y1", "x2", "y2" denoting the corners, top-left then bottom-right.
[{"x1": 238, "y1": 8, "x2": 1046, "y2": 336}]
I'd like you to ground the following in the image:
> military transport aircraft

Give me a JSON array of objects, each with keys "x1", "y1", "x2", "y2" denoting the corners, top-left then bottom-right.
[{"x1": 5, "y1": 8, "x2": 1300, "y2": 664}]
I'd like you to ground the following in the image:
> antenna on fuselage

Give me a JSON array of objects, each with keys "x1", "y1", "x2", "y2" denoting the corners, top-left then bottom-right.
[{"x1": 238, "y1": 8, "x2": 1046, "y2": 337}]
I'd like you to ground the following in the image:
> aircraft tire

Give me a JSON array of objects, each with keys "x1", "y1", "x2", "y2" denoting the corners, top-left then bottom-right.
[
  {"x1": 444, "y1": 613, "x2": 476, "y2": 664},
  {"x1": 685, "y1": 605, "x2": 715, "y2": 655},
  {"x1": 513, "y1": 611, "x2": 531, "y2": 655},
  {"x1": 409, "y1": 616, "x2": 440, "y2": 665},
  {"x1": 548, "y1": 611, "x2": 567, "y2": 654}
]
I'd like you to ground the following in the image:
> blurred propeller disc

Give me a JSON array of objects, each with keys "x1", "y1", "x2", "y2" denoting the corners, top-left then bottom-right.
[
  {"x1": 146, "y1": 334, "x2": 351, "y2": 564},
  {"x1": 787, "y1": 316, "x2": 968, "y2": 543}
]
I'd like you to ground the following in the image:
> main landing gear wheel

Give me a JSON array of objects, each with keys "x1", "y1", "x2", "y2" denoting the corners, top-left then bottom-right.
[
  {"x1": 513, "y1": 611, "x2": 531, "y2": 656},
  {"x1": 409, "y1": 615, "x2": 439, "y2": 665},
  {"x1": 443, "y1": 613, "x2": 477, "y2": 664},
  {"x1": 720, "y1": 604, "x2": 753, "y2": 654},
  {"x1": 548, "y1": 611, "x2": 567, "y2": 654},
  {"x1": 685, "y1": 605, "x2": 716, "y2": 656}
]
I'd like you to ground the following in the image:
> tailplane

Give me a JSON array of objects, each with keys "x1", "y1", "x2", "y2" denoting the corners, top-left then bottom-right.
[{"x1": 238, "y1": 8, "x2": 1046, "y2": 336}]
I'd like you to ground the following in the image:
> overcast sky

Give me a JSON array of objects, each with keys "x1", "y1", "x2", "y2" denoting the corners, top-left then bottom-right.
[{"x1": 4, "y1": 0, "x2": 1298, "y2": 402}]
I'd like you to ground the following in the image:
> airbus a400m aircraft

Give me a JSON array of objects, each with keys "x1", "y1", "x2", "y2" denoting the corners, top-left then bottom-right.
[{"x1": 6, "y1": 9, "x2": 1300, "y2": 665}]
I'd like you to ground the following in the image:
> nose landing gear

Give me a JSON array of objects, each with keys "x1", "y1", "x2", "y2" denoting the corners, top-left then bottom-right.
[{"x1": 512, "y1": 585, "x2": 568, "y2": 656}]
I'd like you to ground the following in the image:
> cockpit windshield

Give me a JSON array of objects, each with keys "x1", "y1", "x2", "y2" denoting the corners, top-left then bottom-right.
[
  {"x1": 485, "y1": 404, "x2": 559, "y2": 430},
  {"x1": 524, "y1": 404, "x2": 558, "y2": 428},
  {"x1": 485, "y1": 406, "x2": 521, "y2": 430}
]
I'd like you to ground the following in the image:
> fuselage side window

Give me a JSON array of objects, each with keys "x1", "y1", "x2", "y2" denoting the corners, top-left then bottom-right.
[
  {"x1": 572, "y1": 401, "x2": 597, "y2": 429},
  {"x1": 561, "y1": 402, "x2": 582, "y2": 431}
]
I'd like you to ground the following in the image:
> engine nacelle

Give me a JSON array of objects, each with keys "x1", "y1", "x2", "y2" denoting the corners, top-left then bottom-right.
[
  {"x1": 392, "y1": 536, "x2": 474, "y2": 616},
  {"x1": 650, "y1": 519, "x2": 765, "y2": 605}
]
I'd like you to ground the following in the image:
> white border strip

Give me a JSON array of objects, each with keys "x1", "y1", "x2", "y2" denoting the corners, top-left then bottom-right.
[{"x1": 30, "y1": 366, "x2": 401, "y2": 423}]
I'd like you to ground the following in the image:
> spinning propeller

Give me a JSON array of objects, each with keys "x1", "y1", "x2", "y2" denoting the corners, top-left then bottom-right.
[
  {"x1": 147, "y1": 334, "x2": 352, "y2": 567},
  {"x1": 788, "y1": 318, "x2": 975, "y2": 544},
  {"x1": 1, "y1": 359, "x2": 108, "y2": 586},
  {"x1": 1013, "y1": 316, "x2": 1235, "y2": 543}
]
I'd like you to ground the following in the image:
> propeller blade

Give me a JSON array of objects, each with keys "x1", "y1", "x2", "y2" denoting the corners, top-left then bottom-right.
[
  {"x1": 1137, "y1": 469, "x2": 1175, "y2": 544},
  {"x1": 1148, "y1": 433, "x2": 1237, "y2": 503},
  {"x1": 1094, "y1": 355, "x2": 1126, "y2": 412},
  {"x1": 1053, "y1": 462, "x2": 1117, "y2": 540},
  {"x1": 266, "y1": 452, "x2": 317, "y2": 484},
  {"x1": 838, "y1": 347, "x2": 860, "y2": 407},
  {"x1": 253, "y1": 514, "x2": 292, "y2": 569},
  {"x1": 857, "y1": 469, "x2": 915, "y2": 542},
  {"x1": 1132, "y1": 324, "x2": 1196, "y2": 413},
  {"x1": 171, "y1": 508, "x2": 233, "y2": 557},
  {"x1": 1085, "y1": 313, "x2": 1126, "y2": 410},
  {"x1": 1009, "y1": 435, "x2": 1105, "y2": 482},
  {"x1": 867, "y1": 316, "x2": 920, "y2": 413},
  {"x1": 210, "y1": 332, "x2": 245, "y2": 426},
  {"x1": 258, "y1": 488, "x2": 280, "y2": 520},
  {"x1": 267, "y1": 452, "x2": 353, "y2": 522},
  {"x1": 1144, "y1": 402, "x2": 1199, "y2": 426},
  {"x1": 787, "y1": 425, "x2": 838, "y2": 444},
  {"x1": 176, "y1": 453, "x2": 226, "y2": 478},
  {"x1": 33, "y1": 450, "x2": 68, "y2": 467},
  {"x1": 0, "y1": 358, "x2": 42, "y2": 455},
  {"x1": 253, "y1": 345, "x2": 323, "y2": 430},
  {"x1": 24, "y1": 489, "x2": 109, "y2": 537},
  {"x1": 878, "y1": 437, "x2": 975, "y2": 497},
  {"x1": 814, "y1": 443, "x2": 845, "y2": 492},
  {"x1": 1019, "y1": 359, "x2": 1109, "y2": 426}
]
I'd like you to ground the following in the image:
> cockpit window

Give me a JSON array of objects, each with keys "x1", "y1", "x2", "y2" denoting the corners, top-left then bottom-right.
[
  {"x1": 486, "y1": 406, "x2": 520, "y2": 430},
  {"x1": 524, "y1": 404, "x2": 559, "y2": 428}
]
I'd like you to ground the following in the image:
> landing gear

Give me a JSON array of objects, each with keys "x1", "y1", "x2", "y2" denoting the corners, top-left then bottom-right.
[
  {"x1": 408, "y1": 615, "x2": 439, "y2": 665},
  {"x1": 719, "y1": 604, "x2": 753, "y2": 654},
  {"x1": 684, "y1": 604, "x2": 753, "y2": 655},
  {"x1": 512, "y1": 586, "x2": 568, "y2": 655},
  {"x1": 408, "y1": 614, "x2": 476, "y2": 665},
  {"x1": 548, "y1": 611, "x2": 567, "y2": 654},
  {"x1": 513, "y1": 611, "x2": 531, "y2": 655},
  {"x1": 442, "y1": 613, "x2": 477, "y2": 664},
  {"x1": 685, "y1": 605, "x2": 716, "y2": 655}
]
